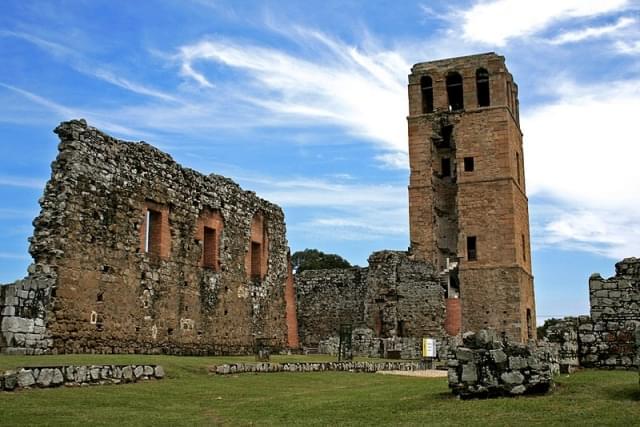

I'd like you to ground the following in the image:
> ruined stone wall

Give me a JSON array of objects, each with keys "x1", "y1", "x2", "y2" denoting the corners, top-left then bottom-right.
[
  {"x1": 579, "y1": 259, "x2": 640, "y2": 368},
  {"x1": 295, "y1": 251, "x2": 446, "y2": 356},
  {"x1": 0, "y1": 119, "x2": 289, "y2": 355},
  {"x1": 295, "y1": 268, "x2": 368, "y2": 347}
]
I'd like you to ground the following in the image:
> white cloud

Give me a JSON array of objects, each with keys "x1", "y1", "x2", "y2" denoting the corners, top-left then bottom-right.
[
  {"x1": 615, "y1": 39, "x2": 640, "y2": 54},
  {"x1": 460, "y1": 0, "x2": 630, "y2": 45},
  {"x1": 175, "y1": 29, "x2": 409, "y2": 158},
  {"x1": 549, "y1": 17, "x2": 636, "y2": 45},
  {"x1": 524, "y1": 78, "x2": 640, "y2": 258}
]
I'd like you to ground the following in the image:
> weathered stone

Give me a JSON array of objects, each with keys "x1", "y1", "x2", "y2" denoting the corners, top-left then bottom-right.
[
  {"x1": 36, "y1": 368, "x2": 54, "y2": 387},
  {"x1": 3, "y1": 370, "x2": 17, "y2": 390},
  {"x1": 133, "y1": 365, "x2": 144, "y2": 379},
  {"x1": 143, "y1": 365, "x2": 154, "y2": 376},
  {"x1": 500, "y1": 371, "x2": 524, "y2": 385},
  {"x1": 51, "y1": 369, "x2": 64, "y2": 386},
  {"x1": 489, "y1": 349, "x2": 507, "y2": 364},
  {"x1": 461, "y1": 364, "x2": 477, "y2": 382},
  {"x1": 122, "y1": 366, "x2": 133, "y2": 381},
  {"x1": 17, "y1": 369, "x2": 35, "y2": 388},
  {"x1": 154, "y1": 365, "x2": 165, "y2": 378}
]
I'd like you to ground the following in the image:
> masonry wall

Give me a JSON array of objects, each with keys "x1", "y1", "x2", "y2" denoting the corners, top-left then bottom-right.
[
  {"x1": 0, "y1": 119, "x2": 290, "y2": 355},
  {"x1": 295, "y1": 251, "x2": 446, "y2": 353},
  {"x1": 579, "y1": 258, "x2": 640, "y2": 368}
]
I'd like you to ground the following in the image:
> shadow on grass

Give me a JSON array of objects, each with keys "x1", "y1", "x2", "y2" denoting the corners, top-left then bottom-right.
[{"x1": 602, "y1": 385, "x2": 640, "y2": 401}]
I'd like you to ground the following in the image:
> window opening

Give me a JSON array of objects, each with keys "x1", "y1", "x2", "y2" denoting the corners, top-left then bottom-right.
[
  {"x1": 145, "y1": 209, "x2": 162, "y2": 255},
  {"x1": 396, "y1": 320, "x2": 405, "y2": 337},
  {"x1": 203, "y1": 226, "x2": 217, "y2": 269},
  {"x1": 251, "y1": 241, "x2": 262, "y2": 280},
  {"x1": 522, "y1": 234, "x2": 527, "y2": 261},
  {"x1": 420, "y1": 75, "x2": 434, "y2": 113},
  {"x1": 526, "y1": 308, "x2": 533, "y2": 340},
  {"x1": 467, "y1": 236, "x2": 477, "y2": 261},
  {"x1": 446, "y1": 72, "x2": 464, "y2": 111},
  {"x1": 476, "y1": 68, "x2": 490, "y2": 107},
  {"x1": 464, "y1": 157, "x2": 474, "y2": 172},
  {"x1": 442, "y1": 125, "x2": 453, "y2": 147},
  {"x1": 516, "y1": 152, "x2": 521, "y2": 184},
  {"x1": 441, "y1": 158, "x2": 451, "y2": 177}
]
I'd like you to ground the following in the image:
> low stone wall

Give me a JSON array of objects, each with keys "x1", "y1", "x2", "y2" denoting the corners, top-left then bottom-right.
[
  {"x1": 212, "y1": 361, "x2": 429, "y2": 375},
  {"x1": 0, "y1": 364, "x2": 164, "y2": 391},
  {"x1": 447, "y1": 330, "x2": 554, "y2": 399},
  {"x1": 543, "y1": 317, "x2": 580, "y2": 373},
  {"x1": 0, "y1": 271, "x2": 55, "y2": 355}
]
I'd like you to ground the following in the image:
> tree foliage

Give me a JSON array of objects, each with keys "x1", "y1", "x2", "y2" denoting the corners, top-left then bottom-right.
[{"x1": 291, "y1": 248, "x2": 352, "y2": 273}]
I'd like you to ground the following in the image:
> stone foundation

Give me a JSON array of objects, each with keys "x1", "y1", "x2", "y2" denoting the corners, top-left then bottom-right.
[
  {"x1": 212, "y1": 361, "x2": 430, "y2": 375},
  {"x1": 1, "y1": 364, "x2": 164, "y2": 391}
]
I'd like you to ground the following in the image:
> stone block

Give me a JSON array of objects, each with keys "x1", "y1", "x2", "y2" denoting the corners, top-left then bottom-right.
[
  {"x1": 52, "y1": 369, "x2": 64, "y2": 386},
  {"x1": 17, "y1": 369, "x2": 35, "y2": 388},
  {"x1": 1, "y1": 317, "x2": 34, "y2": 333},
  {"x1": 37, "y1": 369, "x2": 54, "y2": 387},
  {"x1": 500, "y1": 371, "x2": 524, "y2": 385},
  {"x1": 461, "y1": 363, "x2": 477, "y2": 383},
  {"x1": 3, "y1": 370, "x2": 17, "y2": 390},
  {"x1": 154, "y1": 366, "x2": 165, "y2": 378},
  {"x1": 134, "y1": 365, "x2": 144, "y2": 379}
]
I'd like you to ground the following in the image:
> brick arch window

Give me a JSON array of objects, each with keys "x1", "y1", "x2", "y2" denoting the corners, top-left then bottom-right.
[
  {"x1": 420, "y1": 75, "x2": 434, "y2": 113},
  {"x1": 246, "y1": 212, "x2": 268, "y2": 282},
  {"x1": 446, "y1": 71, "x2": 464, "y2": 111},
  {"x1": 476, "y1": 68, "x2": 490, "y2": 107},
  {"x1": 197, "y1": 209, "x2": 224, "y2": 271}
]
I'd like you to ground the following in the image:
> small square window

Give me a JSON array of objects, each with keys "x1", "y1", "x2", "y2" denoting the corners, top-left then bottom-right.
[{"x1": 464, "y1": 157, "x2": 474, "y2": 172}]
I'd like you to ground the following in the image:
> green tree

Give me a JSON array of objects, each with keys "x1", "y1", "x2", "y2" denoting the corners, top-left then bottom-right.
[{"x1": 291, "y1": 249, "x2": 352, "y2": 273}]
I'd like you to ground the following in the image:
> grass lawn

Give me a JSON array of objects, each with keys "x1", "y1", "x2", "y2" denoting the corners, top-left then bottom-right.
[{"x1": 0, "y1": 354, "x2": 638, "y2": 426}]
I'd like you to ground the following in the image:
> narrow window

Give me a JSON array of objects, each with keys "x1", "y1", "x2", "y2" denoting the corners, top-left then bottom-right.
[
  {"x1": 251, "y1": 241, "x2": 262, "y2": 280},
  {"x1": 476, "y1": 68, "x2": 490, "y2": 107},
  {"x1": 446, "y1": 72, "x2": 464, "y2": 111},
  {"x1": 145, "y1": 209, "x2": 162, "y2": 255},
  {"x1": 467, "y1": 236, "x2": 477, "y2": 261},
  {"x1": 441, "y1": 158, "x2": 451, "y2": 177},
  {"x1": 526, "y1": 308, "x2": 533, "y2": 340},
  {"x1": 522, "y1": 234, "x2": 527, "y2": 261},
  {"x1": 203, "y1": 226, "x2": 217, "y2": 269},
  {"x1": 442, "y1": 125, "x2": 453, "y2": 147},
  {"x1": 516, "y1": 152, "x2": 521, "y2": 184},
  {"x1": 396, "y1": 320, "x2": 405, "y2": 338},
  {"x1": 464, "y1": 157, "x2": 474, "y2": 172},
  {"x1": 420, "y1": 75, "x2": 434, "y2": 113}
]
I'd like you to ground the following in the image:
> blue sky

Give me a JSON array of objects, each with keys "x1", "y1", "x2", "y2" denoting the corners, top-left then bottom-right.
[{"x1": 1, "y1": 0, "x2": 639, "y2": 323}]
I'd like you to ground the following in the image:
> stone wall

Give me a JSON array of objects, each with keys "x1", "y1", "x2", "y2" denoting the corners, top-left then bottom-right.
[
  {"x1": 0, "y1": 119, "x2": 290, "y2": 355},
  {"x1": 447, "y1": 330, "x2": 554, "y2": 399},
  {"x1": 579, "y1": 259, "x2": 640, "y2": 368},
  {"x1": 543, "y1": 317, "x2": 580, "y2": 373},
  {"x1": 295, "y1": 251, "x2": 446, "y2": 357},
  {"x1": 295, "y1": 267, "x2": 367, "y2": 347},
  {"x1": 212, "y1": 360, "x2": 429, "y2": 375},
  {"x1": 1, "y1": 364, "x2": 164, "y2": 391},
  {"x1": 543, "y1": 258, "x2": 640, "y2": 370}
]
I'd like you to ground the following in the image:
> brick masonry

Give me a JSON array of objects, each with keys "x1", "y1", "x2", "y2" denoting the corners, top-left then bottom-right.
[
  {"x1": 407, "y1": 53, "x2": 536, "y2": 342},
  {"x1": 0, "y1": 119, "x2": 293, "y2": 355}
]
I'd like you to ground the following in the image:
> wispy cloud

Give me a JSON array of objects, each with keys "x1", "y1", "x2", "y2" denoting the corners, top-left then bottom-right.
[
  {"x1": 0, "y1": 30, "x2": 178, "y2": 102},
  {"x1": 459, "y1": 0, "x2": 630, "y2": 46},
  {"x1": 549, "y1": 17, "x2": 636, "y2": 45},
  {"x1": 175, "y1": 28, "x2": 409, "y2": 163},
  {"x1": 0, "y1": 175, "x2": 46, "y2": 190},
  {"x1": 615, "y1": 39, "x2": 640, "y2": 54}
]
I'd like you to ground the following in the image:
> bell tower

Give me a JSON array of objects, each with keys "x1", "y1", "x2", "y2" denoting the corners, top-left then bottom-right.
[{"x1": 407, "y1": 52, "x2": 536, "y2": 342}]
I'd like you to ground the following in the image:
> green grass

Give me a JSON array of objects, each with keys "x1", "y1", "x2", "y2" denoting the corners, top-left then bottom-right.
[{"x1": 0, "y1": 354, "x2": 638, "y2": 426}]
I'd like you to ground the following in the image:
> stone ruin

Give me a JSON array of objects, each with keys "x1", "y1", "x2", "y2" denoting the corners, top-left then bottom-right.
[
  {"x1": 295, "y1": 251, "x2": 448, "y2": 359},
  {"x1": 447, "y1": 329, "x2": 554, "y2": 399},
  {"x1": 542, "y1": 258, "x2": 640, "y2": 371},
  {"x1": 0, "y1": 119, "x2": 298, "y2": 355}
]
